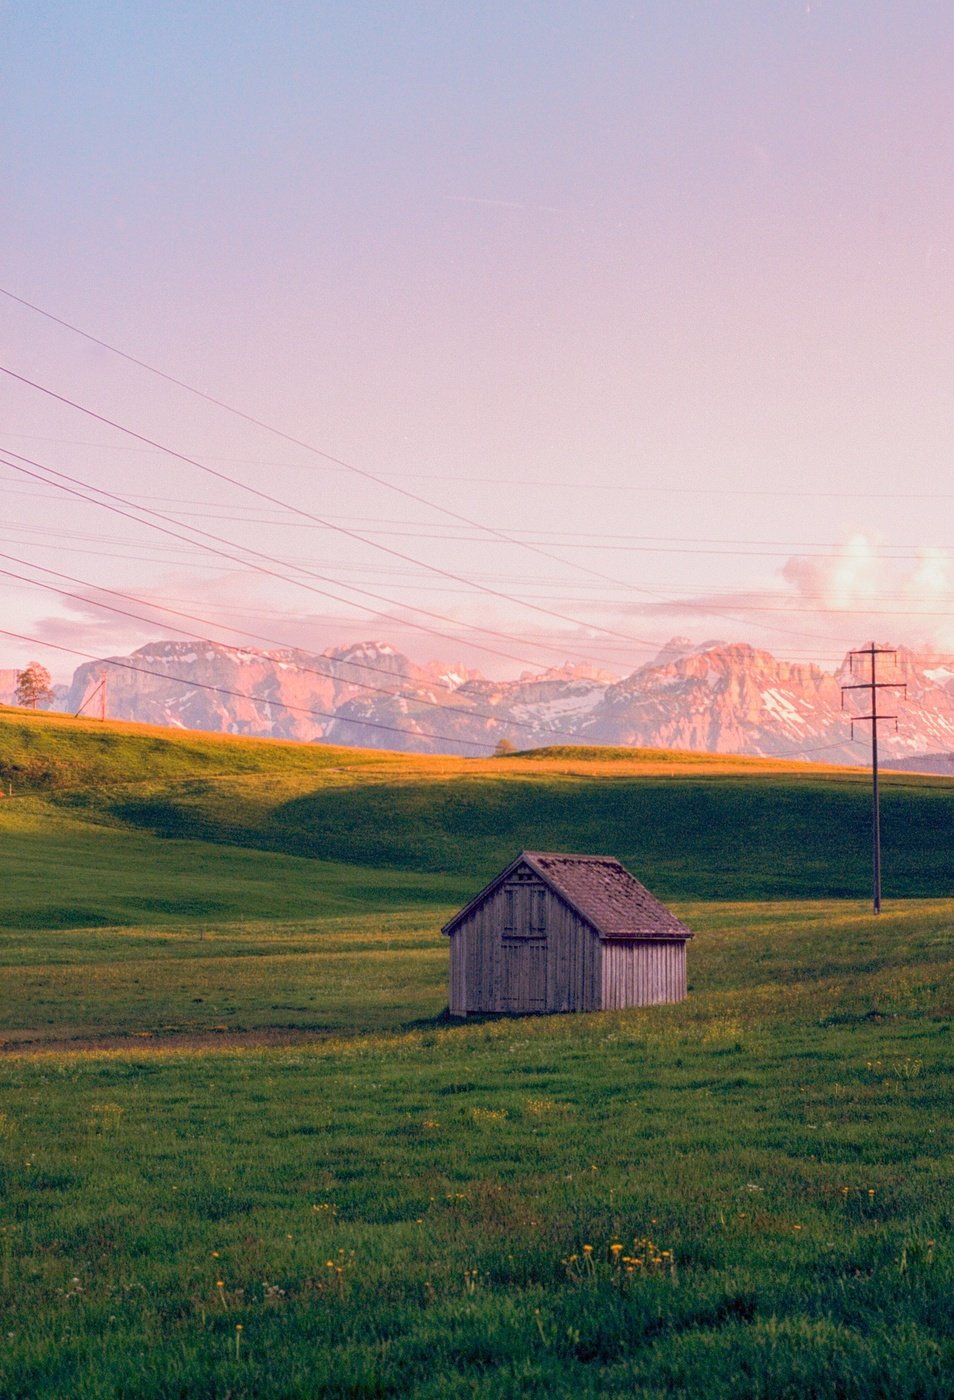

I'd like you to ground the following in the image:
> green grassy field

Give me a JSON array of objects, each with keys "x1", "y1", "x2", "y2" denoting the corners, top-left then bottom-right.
[{"x1": 0, "y1": 710, "x2": 951, "y2": 1396}]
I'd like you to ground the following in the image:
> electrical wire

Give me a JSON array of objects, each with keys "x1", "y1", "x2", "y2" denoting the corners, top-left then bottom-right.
[
  {"x1": 3, "y1": 296, "x2": 951, "y2": 660},
  {"x1": 1, "y1": 448, "x2": 632, "y2": 670},
  {"x1": 0, "y1": 624, "x2": 867, "y2": 768},
  {"x1": 7, "y1": 472, "x2": 954, "y2": 558},
  {"x1": 0, "y1": 626, "x2": 497, "y2": 753},
  {"x1": 0, "y1": 550, "x2": 608, "y2": 745},
  {"x1": 3, "y1": 422, "x2": 954, "y2": 504},
  {"x1": 0, "y1": 291, "x2": 908, "y2": 649},
  {"x1": 0, "y1": 367, "x2": 680, "y2": 652}
]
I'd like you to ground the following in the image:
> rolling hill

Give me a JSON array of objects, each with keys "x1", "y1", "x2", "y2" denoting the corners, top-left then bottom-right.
[
  {"x1": 1, "y1": 707, "x2": 951, "y2": 1398},
  {"x1": 2, "y1": 705, "x2": 953, "y2": 931},
  {"x1": 53, "y1": 635, "x2": 954, "y2": 762}
]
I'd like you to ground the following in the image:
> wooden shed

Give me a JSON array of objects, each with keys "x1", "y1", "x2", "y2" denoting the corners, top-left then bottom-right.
[{"x1": 443, "y1": 851, "x2": 692, "y2": 1017}]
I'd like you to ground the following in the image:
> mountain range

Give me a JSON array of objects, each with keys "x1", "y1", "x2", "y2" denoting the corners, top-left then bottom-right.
[{"x1": 37, "y1": 636, "x2": 954, "y2": 766}]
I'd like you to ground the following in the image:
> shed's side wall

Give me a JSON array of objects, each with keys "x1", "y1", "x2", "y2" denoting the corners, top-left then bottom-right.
[
  {"x1": 448, "y1": 928, "x2": 467, "y2": 1015},
  {"x1": 548, "y1": 895, "x2": 602, "y2": 1013},
  {"x1": 600, "y1": 940, "x2": 687, "y2": 1008},
  {"x1": 449, "y1": 876, "x2": 602, "y2": 1014}
]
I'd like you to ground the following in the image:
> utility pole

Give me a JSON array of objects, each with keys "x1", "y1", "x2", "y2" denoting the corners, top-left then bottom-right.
[
  {"x1": 841, "y1": 644, "x2": 906, "y2": 914},
  {"x1": 74, "y1": 670, "x2": 108, "y2": 721}
]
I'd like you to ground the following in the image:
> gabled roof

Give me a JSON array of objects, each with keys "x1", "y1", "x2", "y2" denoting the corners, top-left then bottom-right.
[{"x1": 442, "y1": 851, "x2": 692, "y2": 941}]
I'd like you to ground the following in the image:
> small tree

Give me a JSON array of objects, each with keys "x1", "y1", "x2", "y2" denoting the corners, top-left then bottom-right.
[
  {"x1": 15, "y1": 661, "x2": 54, "y2": 710},
  {"x1": 494, "y1": 737, "x2": 517, "y2": 757}
]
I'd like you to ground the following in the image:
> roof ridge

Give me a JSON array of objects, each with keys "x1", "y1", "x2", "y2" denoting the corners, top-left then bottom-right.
[
  {"x1": 524, "y1": 850, "x2": 623, "y2": 863},
  {"x1": 443, "y1": 851, "x2": 692, "y2": 941}
]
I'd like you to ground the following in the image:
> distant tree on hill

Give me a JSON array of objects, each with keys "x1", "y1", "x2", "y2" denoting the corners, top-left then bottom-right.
[
  {"x1": 494, "y1": 737, "x2": 517, "y2": 756},
  {"x1": 15, "y1": 662, "x2": 54, "y2": 710}
]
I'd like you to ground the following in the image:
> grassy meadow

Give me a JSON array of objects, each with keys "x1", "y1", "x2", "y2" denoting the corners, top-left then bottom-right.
[{"x1": 0, "y1": 708, "x2": 952, "y2": 1396}]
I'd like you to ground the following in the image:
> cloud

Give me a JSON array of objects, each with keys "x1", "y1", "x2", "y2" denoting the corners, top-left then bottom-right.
[
  {"x1": 782, "y1": 533, "x2": 882, "y2": 610},
  {"x1": 5, "y1": 565, "x2": 578, "y2": 682},
  {"x1": 9, "y1": 533, "x2": 952, "y2": 689},
  {"x1": 782, "y1": 534, "x2": 954, "y2": 649},
  {"x1": 603, "y1": 533, "x2": 954, "y2": 662}
]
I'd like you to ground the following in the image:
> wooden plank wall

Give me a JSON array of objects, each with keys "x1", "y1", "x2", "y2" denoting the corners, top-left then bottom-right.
[
  {"x1": 600, "y1": 940, "x2": 687, "y2": 1009},
  {"x1": 546, "y1": 896, "x2": 602, "y2": 1013},
  {"x1": 448, "y1": 929, "x2": 467, "y2": 1015},
  {"x1": 448, "y1": 870, "x2": 603, "y2": 1015}
]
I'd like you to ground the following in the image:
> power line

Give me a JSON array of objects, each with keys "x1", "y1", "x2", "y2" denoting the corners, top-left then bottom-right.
[
  {"x1": 0, "y1": 366, "x2": 676, "y2": 654},
  {"x1": 9, "y1": 472, "x2": 954, "y2": 558},
  {"x1": 0, "y1": 550, "x2": 609, "y2": 745},
  {"x1": 0, "y1": 623, "x2": 866, "y2": 769},
  {"x1": 755, "y1": 739, "x2": 856, "y2": 761},
  {"x1": 6, "y1": 531, "x2": 954, "y2": 619},
  {"x1": 3, "y1": 494, "x2": 954, "y2": 625},
  {"x1": 0, "y1": 377, "x2": 886, "y2": 655},
  {"x1": 4, "y1": 292, "x2": 954, "y2": 506},
  {"x1": 1, "y1": 297, "x2": 947, "y2": 658},
  {"x1": 0, "y1": 448, "x2": 626, "y2": 671},
  {"x1": 4, "y1": 468, "x2": 953, "y2": 553},
  {"x1": 0, "y1": 293, "x2": 901, "y2": 649},
  {"x1": 4, "y1": 506, "x2": 951, "y2": 676},
  {"x1": 0, "y1": 626, "x2": 498, "y2": 753}
]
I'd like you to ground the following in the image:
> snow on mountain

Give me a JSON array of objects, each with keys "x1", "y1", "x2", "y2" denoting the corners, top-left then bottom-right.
[{"x1": 46, "y1": 636, "x2": 954, "y2": 764}]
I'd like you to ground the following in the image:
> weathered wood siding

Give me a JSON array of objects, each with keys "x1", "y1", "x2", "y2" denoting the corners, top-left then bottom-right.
[
  {"x1": 448, "y1": 927, "x2": 467, "y2": 1016},
  {"x1": 600, "y1": 940, "x2": 687, "y2": 1009},
  {"x1": 448, "y1": 864, "x2": 602, "y2": 1015}
]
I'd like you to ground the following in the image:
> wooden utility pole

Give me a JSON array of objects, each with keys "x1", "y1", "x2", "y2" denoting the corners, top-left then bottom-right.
[
  {"x1": 841, "y1": 644, "x2": 906, "y2": 914},
  {"x1": 74, "y1": 670, "x2": 109, "y2": 721}
]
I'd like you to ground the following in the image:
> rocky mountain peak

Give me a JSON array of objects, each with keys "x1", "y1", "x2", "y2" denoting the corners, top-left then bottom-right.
[{"x1": 43, "y1": 634, "x2": 954, "y2": 764}]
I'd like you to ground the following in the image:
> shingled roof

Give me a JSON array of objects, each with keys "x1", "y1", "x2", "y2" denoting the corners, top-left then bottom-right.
[{"x1": 443, "y1": 851, "x2": 692, "y2": 941}]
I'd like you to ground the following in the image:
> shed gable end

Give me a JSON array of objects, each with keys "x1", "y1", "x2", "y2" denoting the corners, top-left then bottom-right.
[{"x1": 502, "y1": 864, "x2": 548, "y2": 938}]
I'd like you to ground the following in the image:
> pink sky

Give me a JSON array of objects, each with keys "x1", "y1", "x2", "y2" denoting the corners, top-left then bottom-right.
[{"x1": 3, "y1": 3, "x2": 954, "y2": 683}]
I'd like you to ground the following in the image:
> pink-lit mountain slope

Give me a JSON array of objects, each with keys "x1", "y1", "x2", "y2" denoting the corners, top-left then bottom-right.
[
  {"x1": 577, "y1": 640, "x2": 954, "y2": 765},
  {"x1": 51, "y1": 637, "x2": 954, "y2": 764}
]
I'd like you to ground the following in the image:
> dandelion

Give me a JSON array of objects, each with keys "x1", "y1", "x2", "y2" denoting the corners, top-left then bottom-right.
[
  {"x1": 582, "y1": 1244, "x2": 593, "y2": 1254},
  {"x1": 234, "y1": 1323, "x2": 243, "y2": 1361},
  {"x1": 470, "y1": 1107, "x2": 507, "y2": 1123},
  {"x1": 868, "y1": 1189, "x2": 876, "y2": 1198}
]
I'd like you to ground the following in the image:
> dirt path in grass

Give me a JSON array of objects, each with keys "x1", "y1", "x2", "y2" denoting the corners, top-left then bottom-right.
[{"x1": 0, "y1": 1025, "x2": 347, "y2": 1055}]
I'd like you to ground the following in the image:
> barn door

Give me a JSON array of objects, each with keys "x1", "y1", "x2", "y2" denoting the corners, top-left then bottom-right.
[{"x1": 500, "y1": 939, "x2": 547, "y2": 1012}]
